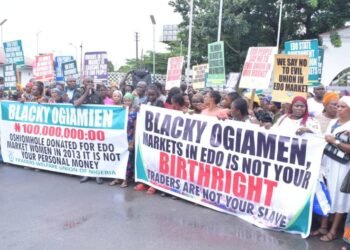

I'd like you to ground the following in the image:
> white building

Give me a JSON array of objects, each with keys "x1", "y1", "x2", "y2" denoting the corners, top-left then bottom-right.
[
  {"x1": 0, "y1": 50, "x2": 33, "y2": 87},
  {"x1": 319, "y1": 26, "x2": 350, "y2": 86}
]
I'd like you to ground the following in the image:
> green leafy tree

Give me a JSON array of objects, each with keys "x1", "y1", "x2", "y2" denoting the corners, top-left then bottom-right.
[{"x1": 169, "y1": 0, "x2": 350, "y2": 71}]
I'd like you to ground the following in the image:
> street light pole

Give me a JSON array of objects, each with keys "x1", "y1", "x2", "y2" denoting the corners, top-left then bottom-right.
[
  {"x1": 218, "y1": 0, "x2": 223, "y2": 41},
  {"x1": 80, "y1": 42, "x2": 83, "y2": 81},
  {"x1": 150, "y1": 15, "x2": 156, "y2": 81},
  {"x1": 276, "y1": 0, "x2": 283, "y2": 50},
  {"x1": 36, "y1": 30, "x2": 42, "y2": 55},
  {"x1": 0, "y1": 19, "x2": 8, "y2": 47},
  {"x1": 186, "y1": 0, "x2": 194, "y2": 84}
]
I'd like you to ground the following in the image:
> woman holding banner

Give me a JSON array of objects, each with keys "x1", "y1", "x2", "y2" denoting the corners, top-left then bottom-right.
[
  {"x1": 315, "y1": 96, "x2": 350, "y2": 242},
  {"x1": 272, "y1": 96, "x2": 321, "y2": 135}
]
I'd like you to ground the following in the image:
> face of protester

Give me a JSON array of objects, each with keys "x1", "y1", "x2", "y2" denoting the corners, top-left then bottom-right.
[
  {"x1": 191, "y1": 95, "x2": 203, "y2": 111},
  {"x1": 325, "y1": 100, "x2": 338, "y2": 118},
  {"x1": 123, "y1": 97, "x2": 133, "y2": 108},
  {"x1": 83, "y1": 79, "x2": 94, "y2": 90},
  {"x1": 184, "y1": 95, "x2": 190, "y2": 108},
  {"x1": 125, "y1": 85, "x2": 133, "y2": 94},
  {"x1": 314, "y1": 86, "x2": 325, "y2": 99},
  {"x1": 337, "y1": 100, "x2": 350, "y2": 119},
  {"x1": 99, "y1": 86, "x2": 108, "y2": 99},
  {"x1": 136, "y1": 82, "x2": 147, "y2": 97},
  {"x1": 291, "y1": 101, "x2": 306, "y2": 119},
  {"x1": 171, "y1": 98, "x2": 182, "y2": 111},
  {"x1": 31, "y1": 85, "x2": 41, "y2": 97},
  {"x1": 221, "y1": 95, "x2": 233, "y2": 109},
  {"x1": 147, "y1": 89, "x2": 158, "y2": 103},
  {"x1": 51, "y1": 92, "x2": 61, "y2": 102},
  {"x1": 204, "y1": 93, "x2": 211, "y2": 105},
  {"x1": 66, "y1": 79, "x2": 77, "y2": 90},
  {"x1": 25, "y1": 86, "x2": 32, "y2": 94},
  {"x1": 112, "y1": 92, "x2": 122, "y2": 104}
]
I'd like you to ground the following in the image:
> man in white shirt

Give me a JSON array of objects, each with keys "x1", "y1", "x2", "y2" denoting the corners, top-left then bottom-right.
[{"x1": 307, "y1": 85, "x2": 326, "y2": 117}]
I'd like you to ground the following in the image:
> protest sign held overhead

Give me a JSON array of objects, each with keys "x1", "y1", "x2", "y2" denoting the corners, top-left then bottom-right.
[
  {"x1": 207, "y1": 41, "x2": 225, "y2": 88},
  {"x1": 62, "y1": 60, "x2": 79, "y2": 81},
  {"x1": 54, "y1": 56, "x2": 74, "y2": 81},
  {"x1": 285, "y1": 39, "x2": 319, "y2": 86},
  {"x1": 0, "y1": 101, "x2": 129, "y2": 179},
  {"x1": 84, "y1": 51, "x2": 108, "y2": 85},
  {"x1": 135, "y1": 105, "x2": 325, "y2": 238},
  {"x1": 239, "y1": 47, "x2": 277, "y2": 89},
  {"x1": 165, "y1": 56, "x2": 184, "y2": 90},
  {"x1": 3, "y1": 63, "x2": 17, "y2": 94},
  {"x1": 272, "y1": 54, "x2": 309, "y2": 103},
  {"x1": 33, "y1": 54, "x2": 54, "y2": 82},
  {"x1": 3, "y1": 40, "x2": 25, "y2": 65},
  {"x1": 192, "y1": 64, "x2": 208, "y2": 90}
]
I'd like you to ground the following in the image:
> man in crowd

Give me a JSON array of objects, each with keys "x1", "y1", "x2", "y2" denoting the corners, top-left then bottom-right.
[
  {"x1": 72, "y1": 77, "x2": 103, "y2": 184},
  {"x1": 307, "y1": 85, "x2": 326, "y2": 116},
  {"x1": 134, "y1": 81, "x2": 148, "y2": 108},
  {"x1": 65, "y1": 77, "x2": 79, "y2": 102}
]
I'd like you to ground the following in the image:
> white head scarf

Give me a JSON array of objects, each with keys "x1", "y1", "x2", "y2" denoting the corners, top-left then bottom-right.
[{"x1": 340, "y1": 96, "x2": 350, "y2": 108}]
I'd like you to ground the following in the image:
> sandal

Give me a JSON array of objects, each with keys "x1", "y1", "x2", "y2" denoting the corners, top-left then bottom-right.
[
  {"x1": 120, "y1": 181, "x2": 128, "y2": 188},
  {"x1": 109, "y1": 179, "x2": 121, "y2": 186},
  {"x1": 310, "y1": 227, "x2": 328, "y2": 236},
  {"x1": 146, "y1": 187, "x2": 156, "y2": 195},
  {"x1": 320, "y1": 232, "x2": 337, "y2": 242},
  {"x1": 134, "y1": 183, "x2": 148, "y2": 191}
]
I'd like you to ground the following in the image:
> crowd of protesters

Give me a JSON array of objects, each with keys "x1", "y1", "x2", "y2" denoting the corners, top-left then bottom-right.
[{"x1": 1, "y1": 74, "x2": 350, "y2": 248}]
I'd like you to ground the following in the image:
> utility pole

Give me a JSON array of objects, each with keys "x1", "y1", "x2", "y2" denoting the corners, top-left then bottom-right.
[
  {"x1": 80, "y1": 42, "x2": 83, "y2": 81},
  {"x1": 135, "y1": 32, "x2": 139, "y2": 68}
]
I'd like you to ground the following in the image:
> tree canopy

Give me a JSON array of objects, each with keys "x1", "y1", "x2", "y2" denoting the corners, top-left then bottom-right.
[{"x1": 169, "y1": 0, "x2": 350, "y2": 72}]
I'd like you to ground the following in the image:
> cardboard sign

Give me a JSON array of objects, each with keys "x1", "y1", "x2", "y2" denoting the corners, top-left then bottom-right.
[
  {"x1": 207, "y1": 41, "x2": 225, "y2": 87},
  {"x1": 272, "y1": 54, "x2": 309, "y2": 103},
  {"x1": 285, "y1": 39, "x2": 319, "y2": 86},
  {"x1": 192, "y1": 64, "x2": 208, "y2": 90},
  {"x1": 165, "y1": 56, "x2": 184, "y2": 90},
  {"x1": 240, "y1": 47, "x2": 277, "y2": 89},
  {"x1": 3, "y1": 40, "x2": 25, "y2": 65},
  {"x1": 84, "y1": 52, "x2": 108, "y2": 85}
]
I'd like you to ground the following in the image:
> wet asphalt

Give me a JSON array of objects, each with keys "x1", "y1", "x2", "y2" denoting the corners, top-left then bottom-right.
[{"x1": 0, "y1": 164, "x2": 344, "y2": 250}]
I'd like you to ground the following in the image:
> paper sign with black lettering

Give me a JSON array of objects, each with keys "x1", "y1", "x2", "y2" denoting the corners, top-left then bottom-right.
[
  {"x1": 240, "y1": 47, "x2": 277, "y2": 89},
  {"x1": 33, "y1": 54, "x2": 55, "y2": 81},
  {"x1": 84, "y1": 51, "x2": 108, "y2": 85},
  {"x1": 3, "y1": 63, "x2": 17, "y2": 92},
  {"x1": 165, "y1": 56, "x2": 184, "y2": 90},
  {"x1": 3, "y1": 40, "x2": 25, "y2": 65},
  {"x1": 285, "y1": 39, "x2": 319, "y2": 86},
  {"x1": 207, "y1": 41, "x2": 225, "y2": 87},
  {"x1": 192, "y1": 64, "x2": 208, "y2": 90},
  {"x1": 272, "y1": 54, "x2": 309, "y2": 103},
  {"x1": 0, "y1": 101, "x2": 129, "y2": 178},
  {"x1": 62, "y1": 60, "x2": 79, "y2": 80},
  {"x1": 54, "y1": 56, "x2": 74, "y2": 81},
  {"x1": 135, "y1": 105, "x2": 325, "y2": 238}
]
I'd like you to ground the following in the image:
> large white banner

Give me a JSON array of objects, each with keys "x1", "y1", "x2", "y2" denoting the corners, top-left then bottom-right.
[
  {"x1": 135, "y1": 105, "x2": 325, "y2": 238},
  {"x1": 1, "y1": 101, "x2": 129, "y2": 178}
]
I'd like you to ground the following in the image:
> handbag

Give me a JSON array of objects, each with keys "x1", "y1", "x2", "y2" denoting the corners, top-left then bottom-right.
[
  {"x1": 341, "y1": 169, "x2": 350, "y2": 193},
  {"x1": 323, "y1": 131, "x2": 350, "y2": 164}
]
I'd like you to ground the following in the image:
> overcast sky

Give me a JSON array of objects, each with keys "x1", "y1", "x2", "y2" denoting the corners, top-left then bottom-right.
[{"x1": 1, "y1": 0, "x2": 182, "y2": 69}]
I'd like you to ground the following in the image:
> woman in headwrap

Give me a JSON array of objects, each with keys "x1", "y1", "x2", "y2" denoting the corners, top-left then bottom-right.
[
  {"x1": 315, "y1": 96, "x2": 350, "y2": 242},
  {"x1": 310, "y1": 92, "x2": 339, "y2": 237},
  {"x1": 272, "y1": 96, "x2": 321, "y2": 135},
  {"x1": 315, "y1": 92, "x2": 339, "y2": 134},
  {"x1": 48, "y1": 88, "x2": 65, "y2": 103},
  {"x1": 109, "y1": 93, "x2": 137, "y2": 188}
]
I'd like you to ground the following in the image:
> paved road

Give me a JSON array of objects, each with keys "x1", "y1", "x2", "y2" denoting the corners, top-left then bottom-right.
[{"x1": 0, "y1": 164, "x2": 344, "y2": 250}]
